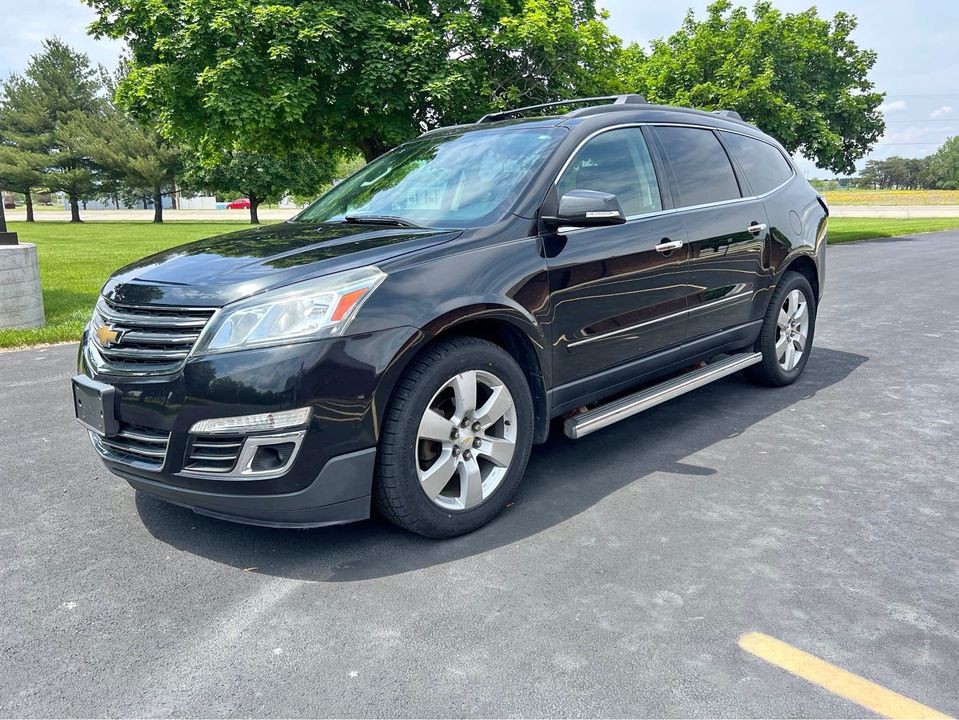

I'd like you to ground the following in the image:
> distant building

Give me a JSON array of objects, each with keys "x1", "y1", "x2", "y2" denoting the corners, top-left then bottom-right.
[
  {"x1": 178, "y1": 195, "x2": 217, "y2": 210},
  {"x1": 61, "y1": 195, "x2": 175, "y2": 211}
]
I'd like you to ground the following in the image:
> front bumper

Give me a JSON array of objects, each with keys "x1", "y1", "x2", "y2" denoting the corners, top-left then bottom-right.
[
  {"x1": 77, "y1": 325, "x2": 417, "y2": 527},
  {"x1": 114, "y1": 448, "x2": 376, "y2": 528}
]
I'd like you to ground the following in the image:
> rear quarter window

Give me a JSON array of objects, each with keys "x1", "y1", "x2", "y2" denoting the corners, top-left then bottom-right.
[
  {"x1": 721, "y1": 132, "x2": 794, "y2": 195},
  {"x1": 655, "y1": 126, "x2": 741, "y2": 207}
]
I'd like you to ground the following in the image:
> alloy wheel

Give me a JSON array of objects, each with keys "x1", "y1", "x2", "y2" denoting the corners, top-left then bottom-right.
[
  {"x1": 776, "y1": 288, "x2": 809, "y2": 371},
  {"x1": 415, "y1": 370, "x2": 517, "y2": 511}
]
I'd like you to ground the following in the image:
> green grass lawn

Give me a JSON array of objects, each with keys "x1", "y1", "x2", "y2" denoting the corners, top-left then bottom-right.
[
  {"x1": 1, "y1": 221, "x2": 252, "y2": 349},
  {"x1": 827, "y1": 217, "x2": 959, "y2": 244},
  {"x1": 2, "y1": 216, "x2": 959, "y2": 349}
]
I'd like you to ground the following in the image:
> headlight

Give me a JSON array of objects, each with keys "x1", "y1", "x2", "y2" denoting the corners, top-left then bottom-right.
[{"x1": 195, "y1": 266, "x2": 386, "y2": 354}]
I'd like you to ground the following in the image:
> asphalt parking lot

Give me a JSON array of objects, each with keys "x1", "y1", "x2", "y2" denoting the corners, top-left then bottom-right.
[{"x1": 2, "y1": 232, "x2": 958, "y2": 718}]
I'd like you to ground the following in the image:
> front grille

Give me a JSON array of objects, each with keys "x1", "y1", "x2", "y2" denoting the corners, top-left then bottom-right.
[
  {"x1": 91, "y1": 423, "x2": 171, "y2": 469},
  {"x1": 184, "y1": 435, "x2": 245, "y2": 474},
  {"x1": 92, "y1": 299, "x2": 216, "y2": 374}
]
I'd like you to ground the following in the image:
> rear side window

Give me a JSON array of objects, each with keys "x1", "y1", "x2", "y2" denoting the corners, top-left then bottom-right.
[
  {"x1": 721, "y1": 132, "x2": 794, "y2": 195},
  {"x1": 556, "y1": 127, "x2": 662, "y2": 217},
  {"x1": 654, "y1": 126, "x2": 741, "y2": 207}
]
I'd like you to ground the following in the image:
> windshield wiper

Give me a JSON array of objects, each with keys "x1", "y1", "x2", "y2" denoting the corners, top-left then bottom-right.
[{"x1": 343, "y1": 214, "x2": 422, "y2": 228}]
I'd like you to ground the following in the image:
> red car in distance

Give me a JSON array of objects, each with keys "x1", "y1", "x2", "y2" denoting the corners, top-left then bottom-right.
[{"x1": 226, "y1": 198, "x2": 250, "y2": 209}]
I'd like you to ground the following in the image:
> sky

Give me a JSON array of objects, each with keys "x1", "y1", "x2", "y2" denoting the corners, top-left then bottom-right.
[
  {"x1": 599, "y1": 0, "x2": 959, "y2": 176},
  {"x1": 1, "y1": 0, "x2": 957, "y2": 177}
]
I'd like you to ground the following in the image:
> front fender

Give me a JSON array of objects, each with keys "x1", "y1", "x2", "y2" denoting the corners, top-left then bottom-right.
[{"x1": 367, "y1": 303, "x2": 551, "y2": 442}]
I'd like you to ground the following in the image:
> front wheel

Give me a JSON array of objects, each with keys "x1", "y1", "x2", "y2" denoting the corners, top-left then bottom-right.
[
  {"x1": 746, "y1": 270, "x2": 817, "y2": 387},
  {"x1": 374, "y1": 337, "x2": 534, "y2": 538}
]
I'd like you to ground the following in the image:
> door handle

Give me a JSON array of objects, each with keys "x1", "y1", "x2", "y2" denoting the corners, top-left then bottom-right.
[
  {"x1": 747, "y1": 222, "x2": 768, "y2": 235},
  {"x1": 655, "y1": 239, "x2": 684, "y2": 253}
]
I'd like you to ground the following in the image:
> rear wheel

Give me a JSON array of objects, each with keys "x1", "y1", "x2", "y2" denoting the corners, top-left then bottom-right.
[
  {"x1": 747, "y1": 271, "x2": 816, "y2": 387},
  {"x1": 375, "y1": 337, "x2": 534, "y2": 538}
]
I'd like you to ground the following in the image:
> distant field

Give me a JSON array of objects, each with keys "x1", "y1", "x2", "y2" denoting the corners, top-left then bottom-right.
[
  {"x1": 3, "y1": 217, "x2": 959, "y2": 349},
  {"x1": 823, "y1": 189, "x2": 959, "y2": 206}
]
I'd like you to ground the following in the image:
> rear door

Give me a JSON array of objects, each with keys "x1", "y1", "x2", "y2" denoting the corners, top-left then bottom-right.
[
  {"x1": 546, "y1": 126, "x2": 688, "y2": 386},
  {"x1": 718, "y1": 129, "x2": 799, "y2": 270},
  {"x1": 652, "y1": 125, "x2": 769, "y2": 340}
]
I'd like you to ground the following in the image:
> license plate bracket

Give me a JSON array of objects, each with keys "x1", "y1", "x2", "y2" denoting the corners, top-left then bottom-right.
[{"x1": 72, "y1": 374, "x2": 119, "y2": 437}]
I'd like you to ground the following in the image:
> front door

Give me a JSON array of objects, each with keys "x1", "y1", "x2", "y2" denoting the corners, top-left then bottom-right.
[{"x1": 545, "y1": 126, "x2": 689, "y2": 387}]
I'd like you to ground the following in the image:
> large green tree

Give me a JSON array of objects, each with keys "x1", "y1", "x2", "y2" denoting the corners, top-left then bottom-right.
[
  {"x1": 857, "y1": 156, "x2": 929, "y2": 190},
  {"x1": 2, "y1": 39, "x2": 107, "y2": 222},
  {"x1": 0, "y1": 144, "x2": 45, "y2": 223},
  {"x1": 922, "y1": 137, "x2": 959, "y2": 190},
  {"x1": 0, "y1": 76, "x2": 48, "y2": 222},
  {"x1": 622, "y1": 1, "x2": 885, "y2": 174},
  {"x1": 85, "y1": 0, "x2": 623, "y2": 161},
  {"x1": 67, "y1": 103, "x2": 182, "y2": 223},
  {"x1": 183, "y1": 149, "x2": 337, "y2": 223}
]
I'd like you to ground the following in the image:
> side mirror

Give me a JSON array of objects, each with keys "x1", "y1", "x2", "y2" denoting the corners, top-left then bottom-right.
[{"x1": 542, "y1": 189, "x2": 627, "y2": 229}]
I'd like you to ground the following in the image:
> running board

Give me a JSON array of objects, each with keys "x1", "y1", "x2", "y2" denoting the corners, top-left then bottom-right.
[{"x1": 564, "y1": 352, "x2": 762, "y2": 439}]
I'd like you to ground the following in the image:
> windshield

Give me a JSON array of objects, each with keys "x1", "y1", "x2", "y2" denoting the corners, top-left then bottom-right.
[{"x1": 295, "y1": 126, "x2": 567, "y2": 228}]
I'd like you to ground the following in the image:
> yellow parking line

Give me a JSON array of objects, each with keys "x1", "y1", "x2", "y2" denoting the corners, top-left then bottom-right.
[{"x1": 739, "y1": 632, "x2": 951, "y2": 719}]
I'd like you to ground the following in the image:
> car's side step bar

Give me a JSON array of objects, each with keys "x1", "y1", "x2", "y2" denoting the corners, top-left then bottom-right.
[{"x1": 564, "y1": 352, "x2": 763, "y2": 439}]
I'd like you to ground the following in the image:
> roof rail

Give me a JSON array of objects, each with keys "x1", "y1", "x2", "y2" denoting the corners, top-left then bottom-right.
[
  {"x1": 477, "y1": 94, "x2": 647, "y2": 124},
  {"x1": 712, "y1": 109, "x2": 744, "y2": 121}
]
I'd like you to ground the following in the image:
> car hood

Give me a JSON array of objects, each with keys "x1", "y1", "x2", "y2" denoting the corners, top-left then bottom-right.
[{"x1": 102, "y1": 221, "x2": 463, "y2": 307}]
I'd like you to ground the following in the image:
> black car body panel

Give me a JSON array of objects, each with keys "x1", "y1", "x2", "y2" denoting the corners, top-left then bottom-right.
[
  {"x1": 104, "y1": 222, "x2": 464, "y2": 308},
  {"x1": 75, "y1": 101, "x2": 827, "y2": 528}
]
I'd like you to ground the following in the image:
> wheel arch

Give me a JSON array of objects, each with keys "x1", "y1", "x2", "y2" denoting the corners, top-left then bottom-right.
[
  {"x1": 780, "y1": 252, "x2": 819, "y2": 300},
  {"x1": 372, "y1": 307, "x2": 552, "y2": 446}
]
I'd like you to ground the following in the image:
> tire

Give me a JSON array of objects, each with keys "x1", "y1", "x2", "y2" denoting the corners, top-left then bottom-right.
[
  {"x1": 746, "y1": 271, "x2": 817, "y2": 387},
  {"x1": 374, "y1": 336, "x2": 534, "y2": 538}
]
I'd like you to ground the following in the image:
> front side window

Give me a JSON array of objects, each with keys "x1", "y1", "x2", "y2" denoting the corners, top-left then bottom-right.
[
  {"x1": 721, "y1": 131, "x2": 794, "y2": 195},
  {"x1": 556, "y1": 127, "x2": 662, "y2": 217},
  {"x1": 655, "y1": 126, "x2": 741, "y2": 208},
  {"x1": 296, "y1": 127, "x2": 567, "y2": 228}
]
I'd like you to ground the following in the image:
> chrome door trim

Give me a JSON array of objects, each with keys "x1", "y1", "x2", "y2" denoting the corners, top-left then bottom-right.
[{"x1": 566, "y1": 290, "x2": 752, "y2": 349}]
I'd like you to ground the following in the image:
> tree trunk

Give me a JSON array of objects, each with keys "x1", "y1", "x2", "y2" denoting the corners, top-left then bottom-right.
[
  {"x1": 358, "y1": 136, "x2": 389, "y2": 162},
  {"x1": 152, "y1": 186, "x2": 164, "y2": 223},
  {"x1": 114, "y1": 194, "x2": 120, "y2": 210},
  {"x1": 0, "y1": 190, "x2": 7, "y2": 233},
  {"x1": 69, "y1": 192, "x2": 82, "y2": 223},
  {"x1": 249, "y1": 195, "x2": 260, "y2": 224},
  {"x1": 25, "y1": 188, "x2": 34, "y2": 222},
  {"x1": 142, "y1": 195, "x2": 149, "y2": 210}
]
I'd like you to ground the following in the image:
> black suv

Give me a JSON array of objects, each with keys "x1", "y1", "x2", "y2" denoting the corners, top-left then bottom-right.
[{"x1": 73, "y1": 95, "x2": 826, "y2": 538}]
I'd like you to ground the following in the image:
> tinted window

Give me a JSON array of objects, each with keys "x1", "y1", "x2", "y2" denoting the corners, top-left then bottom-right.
[
  {"x1": 655, "y1": 126, "x2": 740, "y2": 207},
  {"x1": 721, "y1": 132, "x2": 794, "y2": 195},
  {"x1": 557, "y1": 127, "x2": 662, "y2": 217}
]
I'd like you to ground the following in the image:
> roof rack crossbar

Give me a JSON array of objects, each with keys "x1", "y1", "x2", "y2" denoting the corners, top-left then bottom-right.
[
  {"x1": 712, "y1": 109, "x2": 744, "y2": 121},
  {"x1": 477, "y1": 94, "x2": 646, "y2": 123}
]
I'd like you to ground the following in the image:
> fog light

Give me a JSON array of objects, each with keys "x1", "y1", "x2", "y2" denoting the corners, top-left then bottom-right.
[
  {"x1": 190, "y1": 407, "x2": 312, "y2": 435},
  {"x1": 250, "y1": 442, "x2": 297, "y2": 472}
]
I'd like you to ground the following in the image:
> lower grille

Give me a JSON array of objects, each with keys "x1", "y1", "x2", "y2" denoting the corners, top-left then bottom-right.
[
  {"x1": 184, "y1": 435, "x2": 245, "y2": 474},
  {"x1": 91, "y1": 424, "x2": 171, "y2": 469}
]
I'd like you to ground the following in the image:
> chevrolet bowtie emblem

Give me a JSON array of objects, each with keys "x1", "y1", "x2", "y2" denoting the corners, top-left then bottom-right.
[{"x1": 96, "y1": 324, "x2": 123, "y2": 347}]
